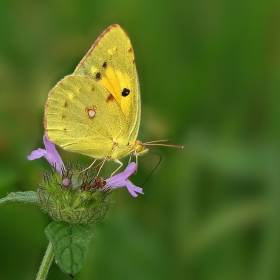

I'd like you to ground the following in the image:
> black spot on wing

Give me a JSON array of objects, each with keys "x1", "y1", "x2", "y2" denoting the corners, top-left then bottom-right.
[
  {"x1": 122, "y1": 88, "x2": 130, "y2": 97},
  {"x1": 95, "y1": 72, "x2": 101, "y2": 80}
]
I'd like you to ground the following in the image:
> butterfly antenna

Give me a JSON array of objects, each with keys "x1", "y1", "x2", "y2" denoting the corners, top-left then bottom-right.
[
  {"x1": 144, "y1": 139, "x2": 184, "y2": 149},
  {"x1": 144, "y1": 139, "x2": 172, "y2": 144},
  {"x1": 140, "y1": 152, "x2": 162, "y2": 187}
]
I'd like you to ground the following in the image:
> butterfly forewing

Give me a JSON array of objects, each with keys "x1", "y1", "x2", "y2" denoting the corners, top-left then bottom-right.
[{"x1": 73, "y1": 24, "x2": 141, "y2": 144}]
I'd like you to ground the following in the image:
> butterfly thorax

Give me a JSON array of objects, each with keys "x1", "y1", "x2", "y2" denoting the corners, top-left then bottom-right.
[{"x1": 109, "y1": 140, "x2": 148, "y2": 160}]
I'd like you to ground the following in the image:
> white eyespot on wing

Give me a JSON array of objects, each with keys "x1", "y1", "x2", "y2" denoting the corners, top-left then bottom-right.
[{"x1": 86, "y1": 106, "x2": 97, "y2": 119}]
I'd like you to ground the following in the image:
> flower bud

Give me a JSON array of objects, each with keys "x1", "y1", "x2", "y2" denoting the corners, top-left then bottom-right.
[{"x1": 37, "y1": 162, "x2": 112, "y2": 224}]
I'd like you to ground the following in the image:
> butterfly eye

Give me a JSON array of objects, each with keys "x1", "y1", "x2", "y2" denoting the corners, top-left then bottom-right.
[{"x1": 122, "y1": 88, "x2": 130, "y2": 97}]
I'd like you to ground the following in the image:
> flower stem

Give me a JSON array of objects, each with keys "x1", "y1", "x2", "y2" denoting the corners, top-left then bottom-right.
[{"x1": 36, "y1": 242, "x2": 54, "y2": 280}]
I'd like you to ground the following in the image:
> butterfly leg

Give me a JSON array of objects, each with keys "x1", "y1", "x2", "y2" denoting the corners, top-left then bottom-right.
[
  {"x1": 96, "y1": 157, "x2": 108, "y2": 176},
  {"x1": 110, "y1": 159, "x2": 123, "y2": 177},
  {"x1": 77, "y1": 158, "x2": 98, "y2": 174},
  {"x1": 132, "y1": 150, "x2": 138, "y2": 173},
  {"x1": 87, "y1": 158, "x2": 98, "y2": 169},
  {"x1": 128, "y1": 155, "x2": 132, "y2": 164}
]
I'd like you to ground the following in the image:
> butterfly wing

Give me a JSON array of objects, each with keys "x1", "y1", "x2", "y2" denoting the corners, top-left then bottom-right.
[
  {"x1": 44, "y1": 75, "x2": 129, "y2": 159},
  {"x1": 73, "y1": 24, "x2": 141, "y2": 145}
]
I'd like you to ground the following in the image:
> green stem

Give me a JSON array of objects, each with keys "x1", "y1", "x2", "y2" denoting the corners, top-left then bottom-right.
[{"x1": 36, "y1": 242, "x2": 54, "y2": 280}]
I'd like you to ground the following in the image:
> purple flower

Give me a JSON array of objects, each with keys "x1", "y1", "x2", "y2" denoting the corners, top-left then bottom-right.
[
  {"x1": 106, "y1": 162, "x2": 144, "y2": 197},
  {"x1": 27, "y1": 135, "x2": 143, "y2": 197},
  {"x1": 27, "y1": 134, "x2": 64, "y2": 174}
]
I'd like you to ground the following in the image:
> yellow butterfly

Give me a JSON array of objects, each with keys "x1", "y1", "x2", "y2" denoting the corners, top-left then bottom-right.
[{"x1": 44, "y1": 24, "x2": 183, "y2": 171}]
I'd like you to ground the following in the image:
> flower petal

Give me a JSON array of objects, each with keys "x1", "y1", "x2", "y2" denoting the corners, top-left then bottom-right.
[
  {"x1": 43, "y1": 135, "x2": 64, "y2": 172},
  {"x1": 27, "y1": 148, "x2": 47, "y2": 160},
  {"x1": 105, "y1": 162, "x2": 143, "y2": 197},
  {"x1": 27, "y1": 134, "x2": 64, "y2": 173},
  {"x1": 125, "y1": 179, "x2": 144, "y2": 197},
  {"x1": 106, "y1": 162, "x2": 137, "y2": 187}
]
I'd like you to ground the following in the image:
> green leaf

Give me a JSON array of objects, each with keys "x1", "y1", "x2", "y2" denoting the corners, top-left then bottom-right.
[
  {"x1": 0, "y1": 191, "x2": 38, "y2": 207},
  {"x1": 45, "y1": 221, "x2": 95, "y2": 277}
]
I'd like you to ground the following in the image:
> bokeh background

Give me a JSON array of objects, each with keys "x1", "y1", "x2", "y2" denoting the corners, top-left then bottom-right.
[{"x1": 1, "y1": 1, "x2": 280, "y2": 279}]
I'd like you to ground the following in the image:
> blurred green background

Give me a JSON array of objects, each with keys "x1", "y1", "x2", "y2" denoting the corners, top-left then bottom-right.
[{"x1": 1, "y1": 0, "x2": 280, "y2": 279}]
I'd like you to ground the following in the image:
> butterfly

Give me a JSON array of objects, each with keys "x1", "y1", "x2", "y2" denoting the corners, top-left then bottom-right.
[{"x1": 44, "y1": 24, "x2": 183, "y2": 172}]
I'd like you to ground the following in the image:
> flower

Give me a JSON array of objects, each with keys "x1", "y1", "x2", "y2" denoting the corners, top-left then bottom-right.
[
  {"x1": 106, "y1": 162, "x2": 144, "y2": 197},
  {"x1": 27, "y1": 134, "x2": 64, "y2": 174},
  {"x1": 27, "y1": 135, "x2": 143, "y2": 197}
]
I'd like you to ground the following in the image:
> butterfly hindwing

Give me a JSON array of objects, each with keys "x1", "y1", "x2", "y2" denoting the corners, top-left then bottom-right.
[{"x1": 45, "y1": 75, "x2": 129, "y2": 159}]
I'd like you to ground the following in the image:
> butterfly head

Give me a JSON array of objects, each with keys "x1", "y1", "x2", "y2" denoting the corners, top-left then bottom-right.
[{"x1": 134, "y1": 140, "x2": 149, "y2": 156}]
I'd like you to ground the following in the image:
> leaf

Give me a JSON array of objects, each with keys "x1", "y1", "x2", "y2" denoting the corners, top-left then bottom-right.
[
  {"x1": 45, "y1": 221, "x2": 95, "y2": 276},
  {"x1": 0, "y1": 191, "x2": 38, "y2": 207}
]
